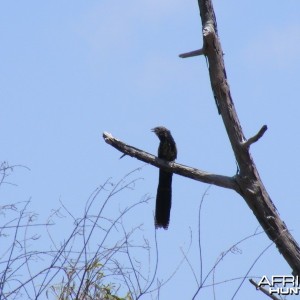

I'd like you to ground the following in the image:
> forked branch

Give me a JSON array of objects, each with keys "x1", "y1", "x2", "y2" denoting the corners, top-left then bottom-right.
[
  {"x1": 195, "y1": 0, "x2": 300, "y2": 275},
  {"x1": 103, "y1": 0, "x2": 300, "y2": 276}
]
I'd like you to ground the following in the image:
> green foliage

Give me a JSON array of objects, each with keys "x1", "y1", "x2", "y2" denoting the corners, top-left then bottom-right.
[{"x1": 48, "y1": 258, "x2": 132, "y2": 300}]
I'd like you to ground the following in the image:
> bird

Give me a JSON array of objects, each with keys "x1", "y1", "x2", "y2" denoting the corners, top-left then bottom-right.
[{"x1": 152, "y1": 126, "x2": 177, "y2": 229}]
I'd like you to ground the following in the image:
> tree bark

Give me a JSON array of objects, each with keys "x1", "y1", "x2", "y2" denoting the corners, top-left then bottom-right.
[
  {"x1": 103, "y1": 0, "x2": 300, "y2": 275},
  {"x1": 193, "y1": 0, "x2": 300, "y2": 276}
]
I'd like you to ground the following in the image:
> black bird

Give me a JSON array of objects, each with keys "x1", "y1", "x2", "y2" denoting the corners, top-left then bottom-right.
[{"x1": 152, "y1": 126, "x2": 177, "y2": 229}]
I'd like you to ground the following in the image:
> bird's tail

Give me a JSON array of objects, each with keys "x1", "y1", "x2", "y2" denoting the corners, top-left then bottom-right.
[{"x1": 155, "y1": 170, "x2": 173, "y2": 229}]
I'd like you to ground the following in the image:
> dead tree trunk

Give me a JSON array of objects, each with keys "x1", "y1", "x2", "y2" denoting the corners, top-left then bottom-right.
[{"x1": 103, "y1": 0, "x2": 300, "y2": 275}]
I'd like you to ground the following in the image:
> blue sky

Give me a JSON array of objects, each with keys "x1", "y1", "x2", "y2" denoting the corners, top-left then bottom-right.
[{"x1": 1, "y1": 0, "x2": 300, "y2": 299}]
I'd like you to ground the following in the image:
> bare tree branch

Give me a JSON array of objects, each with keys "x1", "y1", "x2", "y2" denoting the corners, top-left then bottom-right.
[
  {"x1": 179, "y1": 48, "x2": 205, "y2": 58},
  {"x1": 249, "y1": 279, "x2": 280, "y2": 300},
  {"x1": 1, "y1": 171, "x2": 169, "y2": 299},
  {"x1": 242, "y1": 125, "x2": 268, "y2": 148},
  {"x1": 103, "y1": 132, "x2": 239, "y2": 192},
  {"x1": 196, "y1": 0, "x2": 300, "y2": 275},
  {"x1": 103, "y1": 0, "x2": 300, "y2": 276}
]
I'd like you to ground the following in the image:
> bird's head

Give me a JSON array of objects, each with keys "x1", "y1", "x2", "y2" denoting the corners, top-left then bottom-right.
[{"x1": 151, "y1": 126, "x2": 171, "y2": 140}]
